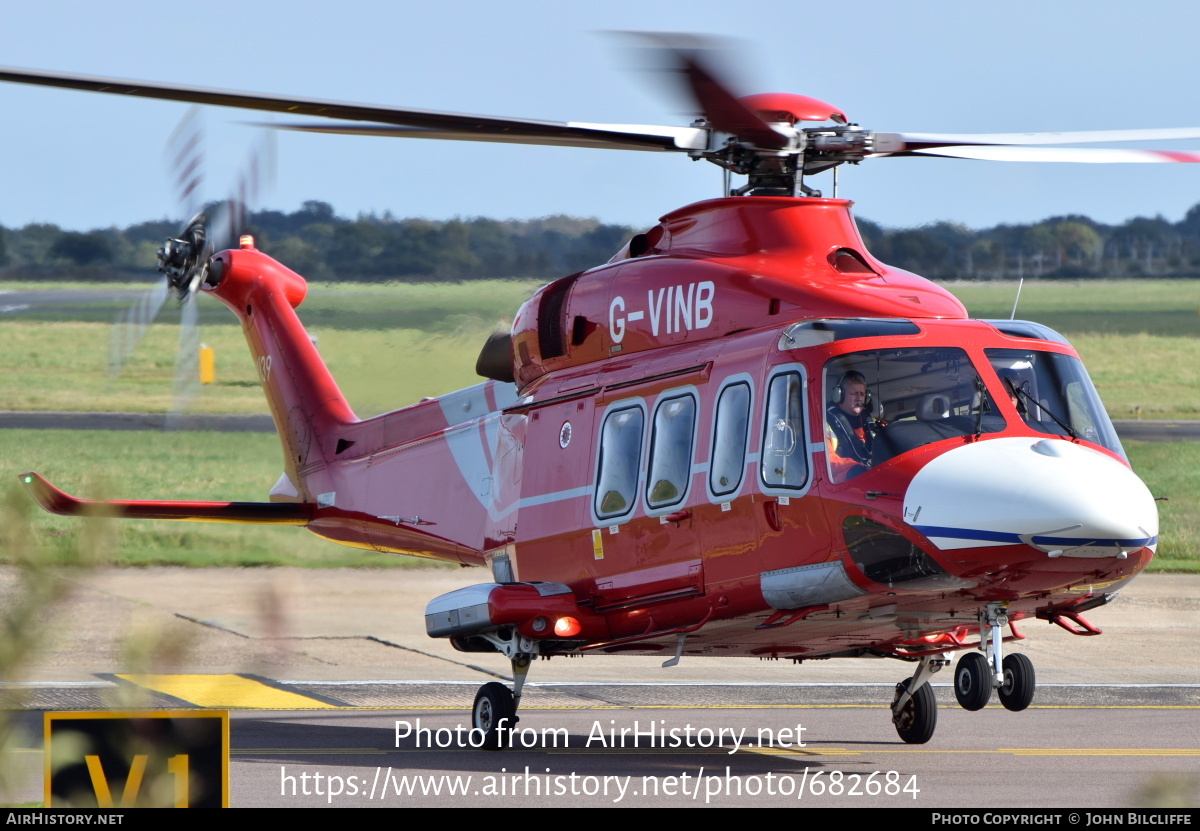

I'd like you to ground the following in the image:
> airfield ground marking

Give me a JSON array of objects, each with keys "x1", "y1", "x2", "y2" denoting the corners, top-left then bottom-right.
[
  {"x1": 116, "y1": 673, "x2": 338, "y2": 709},
  {"x1": 28, "y1": 675, "x2": 1200, "y2": 712},
  {"x1": 998, "y1": 748, "x2": 1200, "y2": 756}
]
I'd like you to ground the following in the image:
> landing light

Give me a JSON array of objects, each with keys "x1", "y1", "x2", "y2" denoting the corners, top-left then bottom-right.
[{"x1": 554, "y1": 616, "x2": 581, "y2": 637}]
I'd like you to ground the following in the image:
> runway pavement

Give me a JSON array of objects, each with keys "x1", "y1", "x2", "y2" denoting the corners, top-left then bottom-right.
[
  {"x1": 3, "y1": 568, "x2": 1197, "y2": 693},
  {"x1": 1, "y1": 568, "x2": 1197, "y2": 808}
]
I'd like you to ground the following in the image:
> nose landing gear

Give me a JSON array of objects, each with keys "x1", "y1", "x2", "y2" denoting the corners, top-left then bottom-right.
[
  {"x1": 998, "y1": 652, "x2": 1035, "y2": 711},
  {"x1": 953, "y1": 650, "x2": 992, "y2": 711},
  {"x1": 953, "y1": 601, "x2": 1036, "y2": 713},
  {"x1": 892, "y1": 601, "x2": 1038, "y2": 742}
]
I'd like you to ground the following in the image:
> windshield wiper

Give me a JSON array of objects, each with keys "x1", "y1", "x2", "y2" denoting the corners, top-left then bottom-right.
[
  {"x1": 1006, "y1": 378, "x2": 1077, "y2": 440},
  {"x1": 974, "y1": 376, "x2": 991, "y2": 439}
]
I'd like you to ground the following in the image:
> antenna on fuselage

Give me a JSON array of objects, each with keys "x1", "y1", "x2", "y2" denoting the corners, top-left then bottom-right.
[{"x1": 1010, "y1": 277, "x2": 1025, "y2": 320}]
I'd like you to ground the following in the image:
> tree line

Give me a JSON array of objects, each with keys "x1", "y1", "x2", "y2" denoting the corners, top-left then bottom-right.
[{"x1": 3, "y1": 199, "x2": 1200, "y2": 282}]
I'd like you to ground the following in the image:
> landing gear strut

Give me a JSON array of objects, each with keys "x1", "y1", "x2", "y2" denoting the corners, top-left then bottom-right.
[
  {"x1": 953, "y1": 601, "x2": 1036, "y2": 712},
  {"x1": 470, "y1": 630, "x2": 537, "y2": 750},
  {"x1": 891, "y1": 654, "x2": 947, "y2": 744}
]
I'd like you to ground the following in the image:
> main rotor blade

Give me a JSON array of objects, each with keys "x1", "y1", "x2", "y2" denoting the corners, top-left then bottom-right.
[
  {"x1": 672, "y1": 50, "x2": 788, "y2": 149},
  {"x1": 882, "y1": 127, "x2": 1200, "y2": 149},
  {"x1": 260, "y1": 120, "x2": 709, "y2": 152},
  {"x1": 0, "y1": 66, "x2": 698, "y2": 152},
  {"x1": 903, "y1": 145, "x2": 1200, "y2": 163},
  {"x1": 623, "y1": 33, "x2": 789, "y2": 150}
]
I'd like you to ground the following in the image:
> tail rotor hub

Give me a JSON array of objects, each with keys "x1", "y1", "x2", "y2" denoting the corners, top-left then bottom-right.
[{"x1": 157, "y1": 214, "x2": 213, "y2": 301}]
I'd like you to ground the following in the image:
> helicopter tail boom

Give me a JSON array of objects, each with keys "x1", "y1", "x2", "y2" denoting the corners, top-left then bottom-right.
[{"x1": 18, "y1": 472, "x2": 312, "y2": 525}]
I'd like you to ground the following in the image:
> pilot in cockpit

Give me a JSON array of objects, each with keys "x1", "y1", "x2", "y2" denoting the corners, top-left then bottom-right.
[
  {"x1": 999, "y1": 371, "x2": 1028, "y2": 416},
  {"x1": 826, "y1": 370, "x2": 874, "y2": 482}
]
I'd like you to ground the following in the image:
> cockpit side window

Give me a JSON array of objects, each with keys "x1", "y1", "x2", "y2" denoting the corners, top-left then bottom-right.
[{"x1": 823, "y1": 348, "x2": 1005, "y2": 478}]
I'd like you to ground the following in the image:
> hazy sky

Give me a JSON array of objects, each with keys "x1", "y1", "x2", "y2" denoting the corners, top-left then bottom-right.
[{"x1": 3, "y1": 1, "x2": 1200, "y2": 233}]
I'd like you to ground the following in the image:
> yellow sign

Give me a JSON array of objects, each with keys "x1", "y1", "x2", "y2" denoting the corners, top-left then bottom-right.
[
  {"x1": 45, "y1": 710, "x2": 229, "y2": 808},
  {"x1": 199, "y1": 345, "x2": 216, "y2": 384}
]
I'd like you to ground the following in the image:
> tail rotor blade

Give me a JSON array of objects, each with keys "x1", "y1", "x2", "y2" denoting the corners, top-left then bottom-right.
[
  {"x1": 166, "y1": 106, "x2": 205, "y2": 219},
  {"x1": 108, "y1": 279, "x2": 168, "y2": 378},
  {"x1": 205, "y1": 129, "x2": 276, "y2": 254},
  {"x1": 166, "y1": 293, "x2": 201, "y2": 430}
]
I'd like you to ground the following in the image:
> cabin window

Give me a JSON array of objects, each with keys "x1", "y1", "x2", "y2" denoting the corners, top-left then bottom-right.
[
  {"x1": 595, "y1": 406, "x2": 644, "y2": 519},
  {"x1": 647, "y1": 394, "x2": 697, "y2": 509},
  {"x1": 710, "y1": 383, "x2": 751, "y2": 497},
  {"x1": 761, "y1": 372, "x2": 809, "y2": 490}
]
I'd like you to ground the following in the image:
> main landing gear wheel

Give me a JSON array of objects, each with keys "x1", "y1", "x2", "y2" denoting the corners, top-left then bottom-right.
[
  {"x1": 473, "y1": 682, "x2": 516, "y2": 751},
  {"x1": 892, "y1": 678, "x2": 937, "y2": 744},
  {"x1": 997, "y1": 653, "x2": 1036, "y2": 712},
  {"x1": 954, "y1": 652, "x2": 992, "y2": 711}
]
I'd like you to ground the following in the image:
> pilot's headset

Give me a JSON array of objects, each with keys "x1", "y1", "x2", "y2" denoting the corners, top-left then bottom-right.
[{"x1": 833, "y1": 370, "x2": 873, "y2": 411}]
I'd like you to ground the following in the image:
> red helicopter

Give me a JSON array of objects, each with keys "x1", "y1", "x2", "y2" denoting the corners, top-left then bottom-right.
[{"x1": 6, "y1": 41, "x2": 1184, "y2": 746}]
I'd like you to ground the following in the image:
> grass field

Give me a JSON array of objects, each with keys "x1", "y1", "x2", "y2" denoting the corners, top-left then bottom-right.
[
  {"x1": 0, "y1": 430, "x2": 435, "y2": 568},
  {"x1": 946, "y1": 279, "x2": 1200, "y2": 336},
  {"x1": 1, "y1": 429, "x2": 1195, "y2": 572},
  {"x1": 950, "y1": 280, "x2": 1200, "y2": 418},
  {"x1": 2, "y1": 278, "x2": 1197, "y2": 417},
  {"x1": 1127, "y1": 441, "x2": 1200, "y2": 572},
  {"x1": 0, "y1": 280, "x2": 538, "y2": 417},
  {"x1": 1, "y1": 277, "x2": 1197, "y2": 571}
]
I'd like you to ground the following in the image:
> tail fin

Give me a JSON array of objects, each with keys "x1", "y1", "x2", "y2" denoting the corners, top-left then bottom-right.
[{"x1": 205, "y1": 240, "x2": 357, "y2": 495}]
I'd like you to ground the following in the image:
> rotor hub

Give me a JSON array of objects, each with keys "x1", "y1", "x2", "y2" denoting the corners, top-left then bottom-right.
[{"x1": 157, "y1": 214, "x2": 213, "y2": 301}]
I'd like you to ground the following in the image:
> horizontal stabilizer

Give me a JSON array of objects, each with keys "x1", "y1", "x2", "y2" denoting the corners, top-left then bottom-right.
[{"x1": 19, "y1": 472, "x2": 312, "y2": 525}]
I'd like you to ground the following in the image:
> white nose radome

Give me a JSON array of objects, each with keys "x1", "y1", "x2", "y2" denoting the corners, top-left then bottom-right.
[{"x1": 903, "y1": 437, "x2": 1157, "y2": 559}]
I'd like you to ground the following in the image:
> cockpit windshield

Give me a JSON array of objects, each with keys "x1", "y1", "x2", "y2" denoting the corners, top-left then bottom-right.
[
  {"x1": 823, "y1": 347, "x2": 1004, "y2": 483},
  {"x1": 985, "y1": 348, "x2": 1125, "y2": 460}
]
